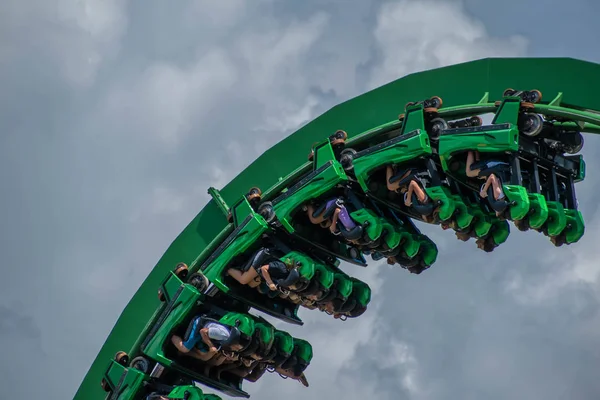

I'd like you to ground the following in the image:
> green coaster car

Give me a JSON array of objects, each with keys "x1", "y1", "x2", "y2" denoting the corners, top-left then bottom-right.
[
  {"x1": 369, "y1": 214, "x2": 438, "y2": 274},
  {"x1": 207, "y1": 316, "x2": 313, "y2": 388},
  {"x1": 255, "y1": 140, "x2": 372, "y2": 266},
  {"x1": 100, "y1": 351, "x2": 222, "y2": 400},
  {"x1": 342, "y1": 129, "x2": 475, "y2": 231},
  {"x1": 444, "y1": 184, "x2": 510, "y2": 251},
  {"x1": 194, "y1": 196, "x2": 305, "y2": 324},
  {"x1": 437, "y1": 97, "x2": 586, "y2": 245},
  {"x1": 437, "y1": 121, "x2": 531, "y2": 221},
  {"x1": 137, "y1": 269, "x2": 262, "y2": 398},
  {"x1": 274, "y1": 337, "x2": 313, "y2": 384}
]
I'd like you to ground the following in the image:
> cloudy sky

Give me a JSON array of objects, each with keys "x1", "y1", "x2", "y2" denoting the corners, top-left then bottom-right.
[{"x1": 2, "y1": 0, "x2": 600, "y2": 399}]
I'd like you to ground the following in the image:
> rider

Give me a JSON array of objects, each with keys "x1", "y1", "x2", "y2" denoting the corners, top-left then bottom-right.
[
  {"x1": 171, "y1": 316, "x2": 244, "y2": 375},
  {"x1": 465, "y1": 151, "x2": 510, "y2": 215},
  {"x1": 304, "y1": 198, "x2": 363, "y2": 242},
  {"x1": 226, "y1": 248, "x2": 301, "y2": 292},
  {"x1": 386, "y1": 165, "x2": 436, "y2": 223}
]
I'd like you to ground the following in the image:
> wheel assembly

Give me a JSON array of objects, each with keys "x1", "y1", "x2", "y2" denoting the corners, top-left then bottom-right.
[
  {"x1": 247, "y1": 187, "x2": 262, "y2": 201},
  {"x1": 520, "y1": 113, "x2": 544, "y2": 136},
  {"x1": 428, "y1": 96, "x2": 443, "y2": 109},
  {"x1": 174, "y1": 263, "x2": 189, "y2": 279},
  {"x1": 429, "y1": 117, "x2": 448, "y2": 140},
  {"x1": 563, "y1": 132, "x2": 584, "y2": 154},
  {"x1": 114, "y1": 351, "x2": 129, "y2": 366},
  {"x1": 339, "y1": 148, "x2": 357, "y2": 171},
  {"x1": 130, "y1": 356, "x2": 151, "y2": 374},
  {"x1": 189, "y1": 272, "x2": 209, "y2": 292},
  {"x1": 258, "y1": 202, "x2": 275, "y2": 223}
]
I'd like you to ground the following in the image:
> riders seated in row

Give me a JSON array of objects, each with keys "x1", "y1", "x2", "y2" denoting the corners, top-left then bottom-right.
[
  {"x1": 226, "y1": 247, "x2": 358, "y2": 319},
  {"x1": 170, "y1": 315, "x2": 308, "y2": 386},
  {"x1": 386, "y1": 165, "x2": 437, "y2": 222},
  {"x1": 465, "y1": 150, "x2": 510, "y2": 215}
]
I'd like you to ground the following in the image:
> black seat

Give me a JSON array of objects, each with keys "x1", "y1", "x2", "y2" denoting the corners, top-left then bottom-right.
[
  {"x1": 483, "y1": 178, "x2": 509, "y2": 213},
  {"x1": 276, "y1": 268, "x2": 301, "y2": 288},
  {"x1": 338, "y1": 224, "x2": 364, "y2": 241},
  {"x1": 406, "y1": 191, "x2": 435, "y2": 215},
  {"x1": 242, "y1": 248, "x2": 272, "y2": 272},
  {"x1": 347, "y1": 304, "x2": 367, "y2": 318},
  {"x1": 389, "y1": 168, "x2": 417, "y2": 186},
  {"x1": 311, "y1": 199, "x2": 339, "y2": 220}
]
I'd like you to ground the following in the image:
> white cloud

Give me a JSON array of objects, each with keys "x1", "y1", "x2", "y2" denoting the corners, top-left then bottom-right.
[{"x1": 369, "y1": 0, "x2": 528, "y2": 89}]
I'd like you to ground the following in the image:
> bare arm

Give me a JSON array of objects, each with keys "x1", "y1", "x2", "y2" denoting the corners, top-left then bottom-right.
[
  {"x1": 260, "y1": 265, "x2": 276, "y2": 289},
  {"x1": 171, "y1": 335, "x2": 192, "y2": 353},
  {"x1": 200, "y1": 328, "x2": 217, "y2": 351}
]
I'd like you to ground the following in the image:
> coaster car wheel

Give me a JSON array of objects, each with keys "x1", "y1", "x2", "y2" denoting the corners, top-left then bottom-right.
[
  {"x1": 130, "y1": 356, "x2": 150, "y2": 374},
  {"x1": 330, "y1": 130, "x2": 348, "y2": 145},
  {"x1": 340, "y1": 148, "x2": 357, "y2": 171},
  {"x1": 258, "y1": 202, "x2": 275, "y2": 223},
  {"x1": 429, "y1": 118, "x2": 448, "y2": 140},
  {"x1": 114, "y1": 351, "x2": 129, "y2": 366},
  {"x1": 520, "y1": 113, "x2": 544, "y2": 137},
  {"x1": 563, "y1": 132, "x2": 584, "y2": 155},
  {"x1": 100, "y1": 379, "x2": 110, "y2": 392},
  {"x1": 247, "y1": 187, "x2": 262, "y2": 201},
  {"x1": 189, "y1": 272, "x2": 209, "y2": 292},
  {"x1": 427, "y1": 96, "x2": 443, "y2": 109},
  {"x1": 503, "y1": 88, "x2": 516, "y2": 97},
  {"x1": 174, "y1": 263, "x2": 189, "y2": 280}
]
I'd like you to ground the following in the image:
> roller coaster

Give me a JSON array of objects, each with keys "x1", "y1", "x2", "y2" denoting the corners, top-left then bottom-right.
[{"x1": 73, "y1": 58, "x2": 600, "y2": 400}]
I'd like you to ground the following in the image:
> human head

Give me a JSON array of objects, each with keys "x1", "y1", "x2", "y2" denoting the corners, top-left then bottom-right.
[{"x1": 283, "y1": 258, "x2": 300, "y2": 270}]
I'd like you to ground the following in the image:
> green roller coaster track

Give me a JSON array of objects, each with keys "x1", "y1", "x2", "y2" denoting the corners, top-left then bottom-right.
[{"x1": 74, "y1": 57, "x2": 600, "y2": 400}]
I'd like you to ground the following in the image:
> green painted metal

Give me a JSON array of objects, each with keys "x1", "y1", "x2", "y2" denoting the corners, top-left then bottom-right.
[
  {"x1": 141, "y1": 274, "x2": 251, "y2": 398},
  {"x1": 167, "y1": 385, "x2": 222, "y2": 400},
  {"x1": 271, "y1": 141, "x2": 348, "y2": 233},
  {"x1": 102, "y1": 360, "x2": 146, "y2": 399},
  {"x1": 352, "y1": 129, "x2": 432, "y2": 193},
  {"x1": 74, "y1": 58, "x2": 600, "y2": 400}
]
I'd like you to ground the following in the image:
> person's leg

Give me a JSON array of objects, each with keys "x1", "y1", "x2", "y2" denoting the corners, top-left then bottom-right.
[
  {"x1": 329, "y1": 207, "x2": 341, "y2": 234},
  {"x1": 489, "y1": 174, "x2": 505, "y2": 200},
  {"x1": 227, "y1": 267, "x2": 259, "y2": 285},
  {"x1": 386, "y1": 166, "x2": 399, "y2": 192},
  {"x1": 466, "y1": 151, "x2": 481, "y2": 178},
  {"x1": 404, "y1": 184, "x2": 415, "y2": 206},
  {"x1": 409, "y1": 180, "x2": 428, "y2": 203},
  {"x1": 305, "y1": 204, "x2": 327, "y2": 224},
  {"x1": 387, "y1": 166, "x2": 411, "y2": 192},
  {"x1": 480, "y1": 175, "x2": 493, "y2": 198}
]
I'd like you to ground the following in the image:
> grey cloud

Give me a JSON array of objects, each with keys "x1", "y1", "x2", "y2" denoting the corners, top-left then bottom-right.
[{"x1": 1, "y1": 0, "x2": 600, "y2": 399}]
